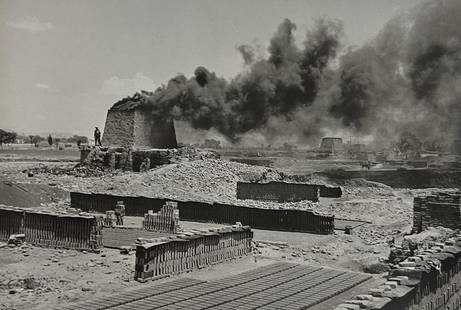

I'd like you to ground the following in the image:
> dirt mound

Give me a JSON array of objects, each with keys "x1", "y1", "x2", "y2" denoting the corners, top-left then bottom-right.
[
  {"x1": 98, "y1": 159, "x2": 318, "y2": 211},
  {"x1": 0, "y1": 180, "x2": 68, "y2": 209}
]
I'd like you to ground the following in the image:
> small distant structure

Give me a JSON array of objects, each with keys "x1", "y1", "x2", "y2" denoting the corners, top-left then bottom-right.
[
  {"x1": 319, "y1": 137, "x2": 344, "y2": 155},
  {"x1": 102, "y1": 92, "x2": 177, "y2": 149}
]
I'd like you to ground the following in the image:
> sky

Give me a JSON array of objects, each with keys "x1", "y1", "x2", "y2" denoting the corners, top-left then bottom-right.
[{"x1": 0, "y1": 0, "x2": 424, "y2": 137}]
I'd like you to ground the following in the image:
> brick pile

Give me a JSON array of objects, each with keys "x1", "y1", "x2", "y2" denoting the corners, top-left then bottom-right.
[
  {"x1": 58, "y1": 263, "x2": 372, "y2": 310},
  {"x1": 334, "y1": 233, "x2": 461, "y2": 310},
  {"x1": 0, "y1": 205, "x2": 103, "y2": 251},
  {"x1": 103, "y1": 210, "x2": 116, "y2": 227},
  {"x1": 135, "y1": 223, "x2": 253, "y2": 280},
  {"x1": 412, "y1": 191, "x2": 461, "y2": 233},
  {"x1": 142, "y1": 201, "x2": 180, "y2": 233}
]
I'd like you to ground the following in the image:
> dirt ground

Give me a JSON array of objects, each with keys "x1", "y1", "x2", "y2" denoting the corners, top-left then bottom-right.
[{"x1": 0, "y1": 150, "x2": 445, "y2": 309}]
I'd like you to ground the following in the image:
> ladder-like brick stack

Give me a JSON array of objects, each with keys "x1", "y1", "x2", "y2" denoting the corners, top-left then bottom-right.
[
  {"x1": 0, "y1": 205, "x2": 24, "y2": 241},
  {"x1": 0, "y1": 205, "x2": 103, "y2": 251},
  {"x1": 135, "y1": 224, "x2": 253, "y2": 280},
  {"x1": 142, "y1": 201, "x2": 180, "y2": 233}
]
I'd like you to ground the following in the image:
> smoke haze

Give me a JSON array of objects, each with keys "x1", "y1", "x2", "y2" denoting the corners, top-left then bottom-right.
[{"x1": 144, "y1": 0, "x2": 461, "y2": 147}]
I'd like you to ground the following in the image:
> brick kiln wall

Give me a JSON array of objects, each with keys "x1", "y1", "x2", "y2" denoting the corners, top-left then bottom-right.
[
  {"x1": 132, "y1": 111, "x2": 177, "y2": 149},
  {"x1": 101, "y1": 110, "x2": 135, "y2": 148}
]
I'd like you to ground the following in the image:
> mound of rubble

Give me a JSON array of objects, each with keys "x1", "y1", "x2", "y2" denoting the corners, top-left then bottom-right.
[
  {"x1": 80, "y1": 146, "x2": 219, "y2": 172},
  {"x1": 93, "y1": 159, "x2": 319, "y2": 211}
]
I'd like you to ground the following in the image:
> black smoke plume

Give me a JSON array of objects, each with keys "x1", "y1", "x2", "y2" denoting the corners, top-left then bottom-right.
[
  {"x1": 327, "y1": 0, "x2": 461, "y2": 147},
  {"x1": 146, "y1": 18, "x2": 344, "y2": 142},
  {"x1": 144, "y1": 0, "x2": 461, "y2": 146}
]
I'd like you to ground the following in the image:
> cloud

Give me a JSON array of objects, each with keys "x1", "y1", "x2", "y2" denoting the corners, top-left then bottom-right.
[
  {"x1": 35, "y1": 83, "x2": 50, "y2": 89},
  {"x1": 6, "y1": 16, "x2": 53, "y2": 33},
  {"x1": 99, "y1": 72, "x2": 155, "y2": 100}
]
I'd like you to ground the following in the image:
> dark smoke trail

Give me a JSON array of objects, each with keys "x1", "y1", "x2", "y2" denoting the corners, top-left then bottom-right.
[{"x1": 146, "y1": 18, "x2": 343, "y2": 142}]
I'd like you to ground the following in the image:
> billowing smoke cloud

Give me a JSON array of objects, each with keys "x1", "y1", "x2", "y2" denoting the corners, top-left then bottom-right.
[
  {"x1": 328, "y1": 0, "x2": 461, "y2": 147},
  {"x1": 144, "y1": 0, "x2": 461, "y2": 147},
  {"x1": 146, "y1": 18, "x2": 344, "y2": 143}
]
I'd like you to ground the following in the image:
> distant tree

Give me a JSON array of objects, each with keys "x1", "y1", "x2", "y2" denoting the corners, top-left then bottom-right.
[
  {"x1": 29, "y1": 135, "x2": 44, "y2": 147},
  {"x1": 47, "y1": 134, "x2": 53, "y2": 146},
  {"x1": 0, "y1": 129, "x2": 17, "y2": 145},
  {"x1": 66, "y1": 135, "x2": 88, "y2": 146}
]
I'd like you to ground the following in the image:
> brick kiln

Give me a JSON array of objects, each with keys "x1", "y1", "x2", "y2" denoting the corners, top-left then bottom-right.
[{"x1": 102, "y1": 92, "x2": 177, "y2": 149}]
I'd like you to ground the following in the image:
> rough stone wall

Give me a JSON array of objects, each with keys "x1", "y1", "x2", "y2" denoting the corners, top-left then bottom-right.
[
  {"x1": 135, "y1": 225, "x2": 253, "y2": 280},
  {"x1": 101, "y1": 110, "x2": 135, "y2": 147},
  {"x1": 412, "y1": 192, "x2": 461, "y2": 233},
  {"x1": 334, "y1": 234, "x2": 461, "y2": 310}
]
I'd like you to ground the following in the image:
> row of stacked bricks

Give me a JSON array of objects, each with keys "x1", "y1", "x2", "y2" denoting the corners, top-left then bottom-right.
[
  {"x1": 0, "y1": 205, "x2": 103, "y2": 251},
  {"x1": 142, "y1": 201, "x2": 180, "y2": 233},
  {"x1": 135, "y1": 224, "x2": 253, "y2": 280},
  {"x1": 0, "y1": 206, "x2": 24, "y2": 241},
  {"x1": 335, "y1": 233, "x2": 461, "y2": 310},
  {"x1": 413, "y1": 191, "x2": 461, "y2": 233},
  {"x1": 24, "y1": 212, "x2": 104, "y2": 250}
]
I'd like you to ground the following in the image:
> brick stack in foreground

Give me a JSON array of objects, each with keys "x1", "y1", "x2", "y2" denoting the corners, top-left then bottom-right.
[
  {"x1": 334, "y1": 233, "x2": 461, "y2": 310},
  {"x1": 135, "y1": 224, "x2": 253, "y2": 280},
  {"x1": 57, "y1": 263, "x2": 372, "y2": 310}
]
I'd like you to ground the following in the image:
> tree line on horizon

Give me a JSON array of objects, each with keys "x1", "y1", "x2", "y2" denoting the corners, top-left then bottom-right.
[{"x1": 0, "y1": 129, "x2": 88, "y2": 147}]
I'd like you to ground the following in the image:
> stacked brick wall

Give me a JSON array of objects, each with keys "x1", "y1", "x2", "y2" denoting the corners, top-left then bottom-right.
[
  {"x1": 318, "y1": 185, "x2": 343, "y2": 198},
  {"x1": 320, "y1": 169, "x2": 461, "y2": 189},
  {"x1": 0, "y1": 206, "x2": 24, "y2": 241},
  {"x1": 412, "y1": 192, "x2": 461, "y2": 233},
  {"x1": 236, "y1": 182, "x2": 342, "y2": 202},
  {"x1": 0, "y1": 205, "x2": 103, "y2": 250},
  {"x1": 236, "y1": 181, "x2": 320, "y2": 202},
  {"x1": 142, "y1": 202, "x2": 180, "y2": 233},
  {"x1": 334, "y1": 234, "x2": 461, "y2": 310},
  {"x1": 71, "y1": 192, "x2": 335, "y2": 234},
  {"x1": 135, "y1": 225, "x2": 253, "y2": 280}
]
